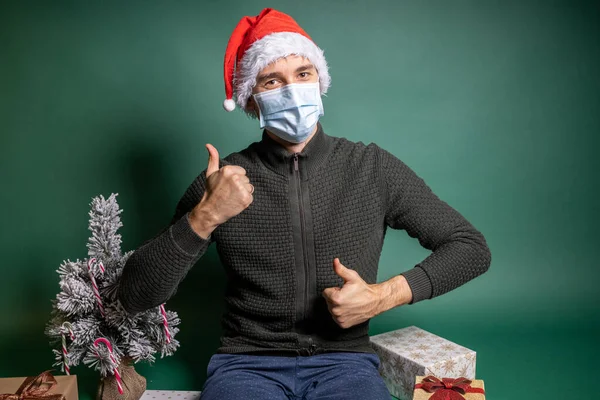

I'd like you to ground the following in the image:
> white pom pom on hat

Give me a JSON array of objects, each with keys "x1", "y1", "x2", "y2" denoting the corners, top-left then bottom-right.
[
  {"x1": 223, "y1": 98, "x2": 236, "y2": 112},
  {"x1": 222, "y1": 8, "x2": 330, "y2": 115}
]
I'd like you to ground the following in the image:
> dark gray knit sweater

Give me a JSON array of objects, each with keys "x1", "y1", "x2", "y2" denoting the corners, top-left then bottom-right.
[{"x1": 118, "y1": 123, "x2": 491, "y2": 355}]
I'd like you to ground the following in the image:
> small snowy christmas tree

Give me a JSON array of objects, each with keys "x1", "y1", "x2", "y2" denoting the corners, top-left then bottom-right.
[{"x1": 46, "y1": 193, "x2": 180, "y2": 390}]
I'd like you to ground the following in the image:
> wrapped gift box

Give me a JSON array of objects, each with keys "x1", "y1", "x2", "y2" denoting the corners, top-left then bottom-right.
[
  {"x1": 140, "y1": 390, "x2": 202, "y2": 400},
  {"x1": 371, "y1": 326, "x2": 476, "y2": 400},
  {"x1": 0, "y1": 372, "x2": 78, "y2": 400},
  {"x1": 413, "y1": 376, "x2": 485, "y2": 400}
]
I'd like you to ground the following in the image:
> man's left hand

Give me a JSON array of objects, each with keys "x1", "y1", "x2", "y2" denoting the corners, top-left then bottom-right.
[{"x1": 322, "y1": 258, "x2": 383, "y2": 329}]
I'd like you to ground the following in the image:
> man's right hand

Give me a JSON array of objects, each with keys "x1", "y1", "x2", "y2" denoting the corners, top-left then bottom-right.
[{"x1": 189, "y1": 144, "x2": 254, "y2": 239}]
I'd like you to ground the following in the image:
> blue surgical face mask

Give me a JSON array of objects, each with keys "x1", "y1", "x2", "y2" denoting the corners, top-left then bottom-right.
[{"x1": 252, "y1": 82, "x2": 324, "y2": 144}]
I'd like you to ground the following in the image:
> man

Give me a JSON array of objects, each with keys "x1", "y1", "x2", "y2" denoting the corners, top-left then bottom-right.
[{"x1": 118, "y1": 8, "x2": 491, "y2": 400}]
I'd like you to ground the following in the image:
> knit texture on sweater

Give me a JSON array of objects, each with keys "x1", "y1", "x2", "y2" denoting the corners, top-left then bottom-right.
[{"x1": 118, "y1": 124, "x2": 491, "y2": 354}]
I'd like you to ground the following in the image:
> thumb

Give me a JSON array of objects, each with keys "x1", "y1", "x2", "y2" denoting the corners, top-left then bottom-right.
[
  {"x1": 205, "y1": 144, "x2": 220, "y2": 177},
  {"x1": 333, "y1": 258, "x2": 358, "y2": 284}
]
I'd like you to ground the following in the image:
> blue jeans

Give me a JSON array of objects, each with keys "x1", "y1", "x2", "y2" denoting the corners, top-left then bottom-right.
[{"x1": 199, "y1": 352, "x2": 391, "y2": 400}]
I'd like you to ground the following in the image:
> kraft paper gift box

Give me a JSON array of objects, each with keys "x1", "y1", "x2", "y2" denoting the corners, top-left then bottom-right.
[
  {"x1": 370, "y1": 326, "x2": 476, "y2": 400},
  {"x1": 0, "y1": 371, "x2": 78, "y2": 400},
  {"x1": 413, "y1": 376, "x2": 485, "y2": 400},
  {"x1": 140, "y1": 390, "x2": 202, "y2": 400}
]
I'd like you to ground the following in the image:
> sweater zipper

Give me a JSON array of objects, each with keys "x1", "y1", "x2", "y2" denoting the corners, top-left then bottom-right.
[
  {"x1": 293, "y1": 153, "x2": 318, "y2": 356},
  {"x1": 293, "y1": 153, "x2": 310, "y2": 324}
]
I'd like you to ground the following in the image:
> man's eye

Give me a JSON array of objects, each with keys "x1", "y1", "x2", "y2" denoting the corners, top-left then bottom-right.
[
  {"x1": 265, "y1": 80, "x2": 277, "y2": 86},
  {"x1": 299, "y1": 72, "x2": 310, "y2": 79}
]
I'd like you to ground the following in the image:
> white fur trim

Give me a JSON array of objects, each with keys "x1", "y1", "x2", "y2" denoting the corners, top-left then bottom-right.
[
  {"x1": 223, "y1": 98, "x2": 236, "y2": 112},
  {"x1": 234, "y1": 32, "x2": 330, "y2": 117}
]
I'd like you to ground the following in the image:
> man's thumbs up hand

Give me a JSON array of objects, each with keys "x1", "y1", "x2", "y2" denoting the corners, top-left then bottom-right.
[
  {"x1": 189, "y1": 144, "x2": 254, "y2": 239},
  {"x1": 322, "y1": 258, "x2": 382, "y2": 329}
]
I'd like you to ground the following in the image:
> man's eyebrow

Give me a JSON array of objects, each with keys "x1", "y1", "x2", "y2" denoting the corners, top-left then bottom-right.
[
  {"x1": 257, "y1": 71, "x2": 283, "y2": 83},
  {"x1": 295, "y1": 64, "x2": 316, "y2": 73},
  {"x1": 256, "y1": 64, "x2": 316, "y2": 83}
]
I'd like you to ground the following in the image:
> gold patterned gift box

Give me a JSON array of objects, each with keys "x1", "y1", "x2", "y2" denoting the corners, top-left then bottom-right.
[
  {"x1": 0, "y1": 371, "x2": 78, "y2": 400},
  {"x1": 370, "y1": 326, "x2": 476, "y2": 400}
]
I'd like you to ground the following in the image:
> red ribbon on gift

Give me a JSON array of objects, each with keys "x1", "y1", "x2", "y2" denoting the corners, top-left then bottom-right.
[
  {"x1": 0, "y1": 371, "x2": 65, "y2": 400},
  {"x1": 414, "y1": 376, "x2": 485, "y2": 400}
]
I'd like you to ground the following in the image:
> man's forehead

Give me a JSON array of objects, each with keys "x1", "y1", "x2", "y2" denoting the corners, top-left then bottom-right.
[{"x1": 259, "y1": 55, "x2": 315, "y2": 74}]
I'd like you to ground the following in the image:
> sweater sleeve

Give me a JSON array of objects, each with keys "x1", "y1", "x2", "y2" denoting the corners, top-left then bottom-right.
[
  {"x1": 117, "y1": 170, "x2": 214, "y2": 313},
  {"x1": 376, "y1": 145, "x2": 491, "y2": 304}
]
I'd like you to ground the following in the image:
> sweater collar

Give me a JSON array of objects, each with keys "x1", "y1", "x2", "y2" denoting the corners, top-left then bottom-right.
[{"x1": 254, "y1": 122, "x2": 335, "y2": 178}]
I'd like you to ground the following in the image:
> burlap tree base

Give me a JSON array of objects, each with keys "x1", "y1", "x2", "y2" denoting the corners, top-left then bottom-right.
[{"x1": 96, "y1": 359, "x2": 146, "y2": 400}]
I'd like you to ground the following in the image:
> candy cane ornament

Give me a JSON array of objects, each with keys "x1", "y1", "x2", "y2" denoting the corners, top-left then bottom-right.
[
  {"x1": 61, "y1": 322, "x2": 75, "y2": 375},
  {"x1": 87, "y1": 258, "x2": 105, "y2": 317},
  {"x1": 93, "y1": 337, "x2": 123, "y2": 395},
  {"x1": 159, "y1": 304, "x2": 172, "y2": 344}
]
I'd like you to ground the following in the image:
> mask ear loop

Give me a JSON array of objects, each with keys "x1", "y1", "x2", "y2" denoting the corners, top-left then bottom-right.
[{"x1": 250, "y1": 93, "x2": 266, "y2": 126}]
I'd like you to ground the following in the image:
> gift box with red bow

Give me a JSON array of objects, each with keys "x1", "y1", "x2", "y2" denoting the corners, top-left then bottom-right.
[
  {"x1": 371, "y1": 326, "x2": 476, "y2": 400},
  {"x1": 413, "y1": 376, "x2": 485, "y2": 400},
  {"x1": 0, "y1": 371, "x2": 78, "y2": 400}
]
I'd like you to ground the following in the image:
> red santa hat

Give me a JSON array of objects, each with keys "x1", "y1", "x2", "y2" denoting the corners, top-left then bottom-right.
[{"x1": 223, "y1": 8, "x2": 330, "y2": 115}]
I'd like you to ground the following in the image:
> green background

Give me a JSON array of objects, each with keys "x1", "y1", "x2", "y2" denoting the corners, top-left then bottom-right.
[{"x1": 1, "y1": 1, "x2": 598, "y2": 399}]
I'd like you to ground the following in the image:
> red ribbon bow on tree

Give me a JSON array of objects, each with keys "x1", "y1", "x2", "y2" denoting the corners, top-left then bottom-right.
[
  {"x1": 0, "y1": 371, "x2": 65, "y2": 400},
  {"x1": 414, "y1": 376, "x2": 485, "y2": 400}
]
